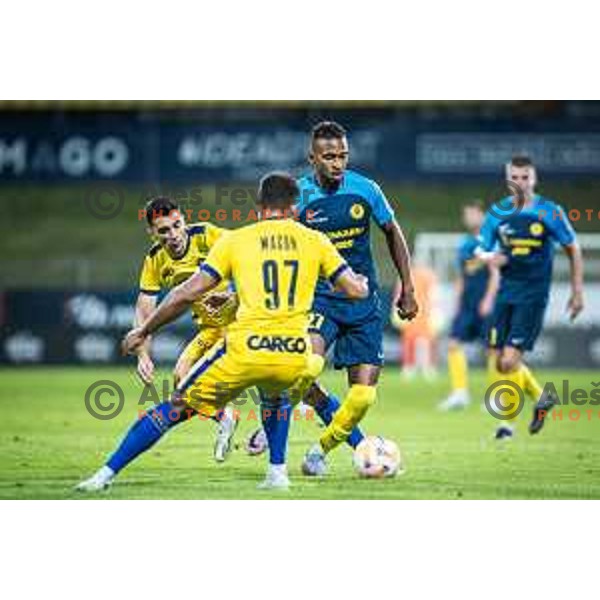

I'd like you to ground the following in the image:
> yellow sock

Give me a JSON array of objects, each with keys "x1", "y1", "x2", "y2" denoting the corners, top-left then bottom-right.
[
  {"x1": 320, "y1": 385, "x2": 376, "y2": 453},
  {"x1": 487, "y1": 352, "x2": 497, "y2": 383},
  {"x1": 448, "y1": 346, "x2": 468, "y2": 391},
  {"x1": 492, "y1": 367, "x2": 525, "y2": 424},
  {"x1": 519, "y1": 364, "x2": 543, "y2": 401}
]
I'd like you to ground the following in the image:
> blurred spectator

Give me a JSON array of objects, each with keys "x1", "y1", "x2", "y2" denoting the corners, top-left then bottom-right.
[{"x1": 391, "y1": 263, "x2": 443, "y2": 380}]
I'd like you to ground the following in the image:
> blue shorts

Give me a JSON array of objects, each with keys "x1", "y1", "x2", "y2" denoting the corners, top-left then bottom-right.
[
  {"x1": 450, "y1": 307, "x2": 490, "y2": 344},
  {"x1": 489, "y1": 299, "x2": 547, "y2": 352},
  {"x1": 308, "y1": 293, "x2": 384, "y2": 370}
]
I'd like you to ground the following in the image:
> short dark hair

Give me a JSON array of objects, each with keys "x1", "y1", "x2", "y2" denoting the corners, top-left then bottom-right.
[
  {"x1": 145, "y1": 196, "x2": 180, "y2": 225},
  {"x1": 510, "y1": 154, "x2": 534, "y2": 168},
  {"x1": 462, "y1": 199, "x2": 485, "y2": 212},
  {"x1": 311, "y1": 120, "x2": 346, "y2": 144},
  {"x1": 257, "y1": 172, "x2": 299, "y2": 209}
]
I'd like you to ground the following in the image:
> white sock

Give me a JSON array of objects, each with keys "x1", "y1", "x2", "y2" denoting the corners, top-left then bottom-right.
[
  {"x1": 453, "y1": 389, "x2": 470, "y2": 401},
  {"x1": 96, "y1": 465, "x2": 115, "y2": 483},
  {"x1": 268, "y1": 463, "x2": 287, "y2": 477},
  {"x1": 297, "y1": 402, "x2": 310, "y2": 417}
]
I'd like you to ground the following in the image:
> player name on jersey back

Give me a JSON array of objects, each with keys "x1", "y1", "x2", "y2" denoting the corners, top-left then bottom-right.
[{"x1": 259, "y1": 233, "x2": 298, "y2": 252}]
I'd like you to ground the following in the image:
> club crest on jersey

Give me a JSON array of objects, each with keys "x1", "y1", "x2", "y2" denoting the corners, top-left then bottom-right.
[
  {"x1": 350, "y1": 203, "x2": 365, "y2": 220},
  {"x1": 529, "y1": 222, "x2": 545, "y2": 237},
  {"x1": 247, "y1": 335, "x2": 307, "y2": 354}
]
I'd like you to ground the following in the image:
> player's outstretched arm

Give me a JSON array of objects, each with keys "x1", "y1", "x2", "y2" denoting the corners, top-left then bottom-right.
[
  {"x1": 134, "y1": 292, "x2": 157, "y2": 382},
  {"x1": 381, "y1": 220, "x2": 418, "y2": 320},
  {"x1": 474, "y1": 249, "x2": 508, "y2": 269},
  {"x1": 564, "y1": 242, "x2": 584, "y2": 321},
  {"x1": 389, "y1": 280, "x2": 404, "y2": 329},
  {"x1": 333, "y1": 268, "x2": 369, "y2": 300},
  {"x1": 122, "y1": 271, "x2": 219, "y2": 355}
]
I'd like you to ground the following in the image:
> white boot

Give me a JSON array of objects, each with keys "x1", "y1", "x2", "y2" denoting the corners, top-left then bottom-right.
[
  {"x1": 438, "y1": 389, "x2": 470, "y2": 411},
  {"x1": 257, "y1": 464, "x2": 290, "y2": 490},
  {"x1": 75, "y1": 466, "x2": 115, "y2": 492},
  {"x1": 214, "y1": 406, "x2": 239, "y2": 463}
]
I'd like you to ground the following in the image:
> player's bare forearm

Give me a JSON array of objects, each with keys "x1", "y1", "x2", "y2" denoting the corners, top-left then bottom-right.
[
  {"x1": 382, "y1": 220, "x2": 415, "y2": 292},
  {"x1": 141, "y1": 271, "x2": 218, "y2": 336},
  {"x1": 564, "y1": 242, "x2": 584, "y2": 320},
  {"x1": 483, "y1": 265, "x2": 500, "y2": 304},
  {"x1": 565, "y1": 242, "x2": 584, "y2": 294},
  {"x1": 474, "y1": 248, "x2": 508, "y2": 269},
  {"x1": 390, "y1": 281, "x2": 401, "y2": 304},
  {"x1": 381, "y1": 220, "x2": 418, "y2": 320},
  {"x1": 454, "y1": 275, "x2": 465, "y2": 304},
  {"x1": 478, "y1": 265, "x2": 499, "y2": 318},
  {"x1": 134, "y1": 293, "x2": 157, "y2": 355},
  {"x1": 334, "y1": 268, "x2": 369, "y2": 299}
]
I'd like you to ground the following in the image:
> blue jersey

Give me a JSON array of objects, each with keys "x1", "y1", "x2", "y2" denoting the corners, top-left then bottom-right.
[
  {"x1": 295, "y1": 169, "x2": 395, "y2": 303},
  {"x1": 457, "y1": 233, "x2": 489, "y2": 311},
  {"x1": 479, "y1": 195, "x2": 576, "y2": 303}
]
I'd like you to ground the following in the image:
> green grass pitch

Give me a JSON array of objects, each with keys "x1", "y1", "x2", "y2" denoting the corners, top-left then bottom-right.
[{"x1": 1, "y1": 366, "x2": 600, "y2": 499}]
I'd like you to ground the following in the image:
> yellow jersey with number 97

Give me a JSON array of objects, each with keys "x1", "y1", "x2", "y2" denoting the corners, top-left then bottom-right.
[{"x1": 200, "y1": 218, "x2": 348, "y2": 336}]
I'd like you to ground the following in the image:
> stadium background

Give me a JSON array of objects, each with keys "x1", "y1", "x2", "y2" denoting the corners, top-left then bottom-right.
[{"x1": 1, "y1": 100, "x2": 600, "y2": 369}]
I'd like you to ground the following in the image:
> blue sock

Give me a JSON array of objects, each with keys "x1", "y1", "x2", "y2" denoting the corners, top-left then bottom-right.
[
  {"x1": 106, "y1": 402, "x2": 187, "y2": 473},
  {"x1": 261, "y1": 395, "x2": 291, "y2": 465},
  {"x1": 314, "y1": 392, "x2": 365, "y2": 449}
]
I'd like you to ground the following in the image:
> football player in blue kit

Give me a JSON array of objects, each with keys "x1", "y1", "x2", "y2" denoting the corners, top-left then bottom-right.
[
  {"x1": 476, "y1": 155, "x2": 584, "y2": 438},
  {"x1": 438, "y1": 201, "x2": 499, "y2": 411},
  {"x1": 296, "y1": 121, "x2": 418, "y2": 474}
]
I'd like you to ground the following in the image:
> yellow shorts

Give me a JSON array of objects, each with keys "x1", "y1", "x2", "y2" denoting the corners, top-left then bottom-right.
[
  {"x1": 175, "y1": 330, "x2": 311, "y2": 417},
  {"x1": 175, "y1": 327, "x2": 225, "y2": 371}
]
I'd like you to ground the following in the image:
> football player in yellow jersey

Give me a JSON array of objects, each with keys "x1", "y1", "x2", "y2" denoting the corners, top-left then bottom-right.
[
  {"x1": 137, "y1": 197, "x2": 237, "y2": 384},
  {"x1": 76, "y1": 173, "x2": 368, "y2": 491},
  {"x1": 135, "y1": 197, "x2": 240, "y2": 462},
  {"x1": 75, "y1": 198, "x2": 241, "y2": 492}
]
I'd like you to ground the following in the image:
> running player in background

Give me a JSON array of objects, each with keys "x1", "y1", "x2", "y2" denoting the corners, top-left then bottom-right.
[
  {"x1": 477, "y1": 156, "x2": 584, "y2": 438},
  {"x1": 296, "y1": 121, "x2": 418, "y2": 475},
  {"x1": 438, "y1": 201, "x2": 499, "y2": 410}
]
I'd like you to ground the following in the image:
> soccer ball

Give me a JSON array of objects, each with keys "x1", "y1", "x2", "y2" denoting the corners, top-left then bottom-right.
[
  {"x1": 245, "y1": 428, "x2": 268, "y2": 456},
  {"x1": 352, "y1": 436, "x2": 402, "y2": 478}
]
